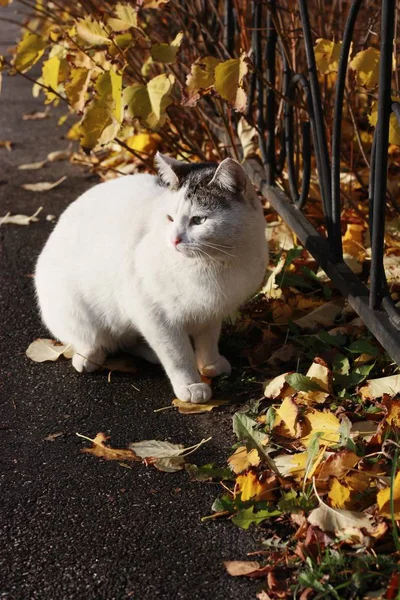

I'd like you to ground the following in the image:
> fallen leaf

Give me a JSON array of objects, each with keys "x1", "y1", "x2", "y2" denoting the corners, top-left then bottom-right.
[
  {"x1": 0, "y1": 206, "x2": 42, "y2": 226},
  {"x1": 47, "y1": 150, "x2": 71, "y2": 162},
  {"x1": 236, "y1": 471, "x2": 277, "y2": 501},
  {"x1": 26, "y1": 338, "x2": 73, "y2": 362},
  {"x1": 359, "y1": 374, "x2": 400, "y2": 400},
  {"x1": 21, "y1": 175, "x2": 67, "y2": 192},
  {"x1": 274, "y1": 449, "x2": 325, "y2": 480},
  {"x1": 377, "y1": 471, "x2": 400, "y2": 518},
  {"x1": 78, "y1": 432, "x2": 138, "y2": 461},
  {"x1": 294, "y1": 299, "x2": 344, "y2": 329},
  {"x1": 264, "y1": 372, "x2": 294, "y2": 399},
  {"x1": 172, "y1": 398, "x2": 228, "y2": 414},
  {"x1": 0, "y1": 140, "x2": 13, "y2": 151},
  {"x1": 301, "y1": 409, "x2": 341, "y2": 448},
  {"x1": 22, "y1": 109, "x2": 50, "y2": 120},
  {"x1": 44, "y1": 432, "x2": 64, "y2": 442},
  {"x1": 297, "y1": 360, "x2": 332, "y2": 404},
  {"x1": 308, "y1": 493, "x2": 375, "y2": 536},
  {"x1": 317, "y1": 450, "x2": 359, "y2": 482},
  {"x1": 224, "y1": 560, "x2": 261, "y2": 577},
  {"x1": 228, "y1": 446, "x2": 260, "y2": 474},
  {"x1": 273, "y1": 397, "x2": 301, "y2": 438},
  {"x1": 129, "y1": 437, "x2": 210, "y2": 472},
  {"x1": 18, "y1": 160, "x2": 46, "y2": 170},
  {"x1": 328, "y1": 478, "x2": 351, "y2": 509},
  {"x1": 232, "y1": 506, "x2": 281, "y2": 529}
]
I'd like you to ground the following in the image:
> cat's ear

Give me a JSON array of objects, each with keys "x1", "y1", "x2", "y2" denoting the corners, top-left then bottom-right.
[
  {"x1": 209, "y1": 158, "x2": 246, "y2": 194},
  {"x1": 155, "y1": 152, "x2": 183, "y2": 188}
]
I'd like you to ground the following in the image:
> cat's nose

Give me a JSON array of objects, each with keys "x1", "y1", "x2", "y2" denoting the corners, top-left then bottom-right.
[{"x1": 173, "y1": 236, "x2": 182, "y2": 247}]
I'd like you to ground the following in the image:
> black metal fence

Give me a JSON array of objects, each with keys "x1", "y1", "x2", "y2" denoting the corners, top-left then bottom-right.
[{"x1": 226, "y1": 0, "x2": 400, "y2": 365}]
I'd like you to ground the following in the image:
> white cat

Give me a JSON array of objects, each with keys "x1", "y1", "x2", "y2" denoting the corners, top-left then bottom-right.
[{"x1": 35, "y1": 154, "x2": 268, "y2": 403}]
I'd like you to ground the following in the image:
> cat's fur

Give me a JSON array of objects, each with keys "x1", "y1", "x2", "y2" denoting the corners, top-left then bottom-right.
[{"x1": 35, "y1": 154, "x2": 268, "y2": 403}]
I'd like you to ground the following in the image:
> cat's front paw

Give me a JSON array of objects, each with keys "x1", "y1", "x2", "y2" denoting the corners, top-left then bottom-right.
[
  {"x1": 175, "y1": 382, "x2": 212, "y2": 404},
  {"x1": 200, "y1": 356, "x2": 231, "y2": 378}
]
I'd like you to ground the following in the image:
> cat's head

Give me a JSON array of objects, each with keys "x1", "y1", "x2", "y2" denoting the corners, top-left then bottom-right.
[{"x1": 155, "y1": 153, "x2": 260, "y2": 259}]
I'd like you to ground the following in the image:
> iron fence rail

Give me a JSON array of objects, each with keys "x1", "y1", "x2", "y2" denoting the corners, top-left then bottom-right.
[{"x1": 226, "y1": 0, "x2": 400, "y2": 365}]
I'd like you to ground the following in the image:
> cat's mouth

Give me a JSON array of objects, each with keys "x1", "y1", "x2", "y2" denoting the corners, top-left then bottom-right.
[{"x1": 175, "y1": 243, "x2": 198, "y2": 258}]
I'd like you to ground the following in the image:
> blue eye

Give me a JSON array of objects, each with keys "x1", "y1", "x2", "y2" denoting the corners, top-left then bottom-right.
[{"x1": 191, "y1": 216, "x2": 207, "y2": 225}]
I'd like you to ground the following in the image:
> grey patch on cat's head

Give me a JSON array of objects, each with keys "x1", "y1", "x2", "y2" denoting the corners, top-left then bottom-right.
[{"x1": 155, "y1": 153, "x2": 247, "y2": 210}]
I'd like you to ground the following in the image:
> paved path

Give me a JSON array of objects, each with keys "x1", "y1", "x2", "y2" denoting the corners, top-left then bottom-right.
[{"x1": 0, "y1": 7, "x2": 257, "y2": 600}]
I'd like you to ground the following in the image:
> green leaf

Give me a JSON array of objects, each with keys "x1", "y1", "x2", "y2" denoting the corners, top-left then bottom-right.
[
  {"x1": 151, "y1": 31, "x2": 183, "y2": 64},
  {"x1": 318, "y1": 331, "x2": 347, "y2": 349},
  {"x1": 285, "y1": 373, "x2": 324, "y2": 393},
  {"x1": 79, "y1": 97, "x2": 114, "y2": 150},
  {"x1": 214, "y1": 53, "x2": 248, "y2": 112},
  {"x1": 186, "y1": 463, "x2": 234, "y2": 482},
  {"x1": 13, "y1": 31, "x2": 47, "y2": 73},
  {"x1": 347, "y1": 340, "x2": 379, "y2": 357},
  {"x1": 232, "y1": 506, "x2": 281, "y2": 529},
  {"x1": 233, "y1": 413, "x2": 277, "y2": 473},
  {"x1": 123, "y1": 73, "x2": 175, "y2": 128},
  {"x1": 333, "y1": 353, "x2": 350, "y2": 375}
]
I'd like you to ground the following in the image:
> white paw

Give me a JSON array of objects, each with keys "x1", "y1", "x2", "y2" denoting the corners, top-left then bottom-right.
[
  {"x1": 175, "y1": 382, "x2": 212, "y2": 404},
  {"x1": 72, "y1": 350, "x2": 105, "y2": 373},
  {"x1": 200, "y1": 356, "x2": 231, "y2": 378}
]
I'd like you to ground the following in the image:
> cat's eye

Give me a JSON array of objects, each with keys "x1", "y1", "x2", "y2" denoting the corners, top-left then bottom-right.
[
  {"x1": 167, "y1": 215, "x2": 174, "y2": 222},
  {"x1": 191, "y1": 216, "x2": 207, "y2": 225}
]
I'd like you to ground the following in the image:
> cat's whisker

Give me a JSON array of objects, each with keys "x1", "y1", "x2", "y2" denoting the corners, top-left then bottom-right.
[
  {"x1": 199, "y1": 242, "x2": 237, "y2": 259},
  {"x1": 193, "y1": 246, "x2": 226, "y2": 269}
]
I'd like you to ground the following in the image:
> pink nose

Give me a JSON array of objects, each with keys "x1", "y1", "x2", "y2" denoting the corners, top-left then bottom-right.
[{"x1": 173, "y1": 236, "x2": 182, "y2": 246}]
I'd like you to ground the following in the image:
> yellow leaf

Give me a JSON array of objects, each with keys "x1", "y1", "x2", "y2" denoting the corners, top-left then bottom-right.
[
  {"x1": 185, "y1": 56, "x2": 220, "y2": 106},
  {"x1": 228, "y1": 446, "x2": 260, "y2": 474},
  {"x1": 13, "y1": 31, "x2": 46, "y2": 73},
  {"x1": 301, "y1": 409, "x2": 341, "y2": 448},
  {"x1": 236, "y1": 471, "x2": 276, "y2": 501},
  {"x1": 107, "y1": 2, "x2": 138, "y2": 31},
  {"x1": 78, "y1": 432, "x2": 138, "y2": 461},
  {"x1": 125, "y1": 132, "x2": 160, "y2": 153},
  {"x1": 274, "y1": 448, "x2": 325, "y2": 479},
  {"x1": 42, "y1": 56, "x2": 60, "y2": 104},
  {"x1": 297, "y1": 360, "x2": 332, "y2": 404},
  {"x1": 369, "y1": 101, "x2": 400, "y2": 146},
  {"x1": 328, "y1": 478, "x2": 351, "y2": 508},
  {"x1": 79, "y1": 98, "x2": 114, "y2": 150},
  {"x1": 96, "y1": 70, "x2": 122, "y2": 122},
  {"x1": 65, "y1": 67, "x2": 91, "y2": 112},
  {"x1": 349, "y1": 47, "x2": 380, "y2": 88},
  {"x1": 151, "y1": 31, "x2": 183, "y2": 64},
  {"x1": 76, "y1": 17, "x2": 111, "y2": 46},
  {"x1": 273, "y1": 397, "x2": 300, "y2": 438},
  {"x1": 314, "y1": 38, "x2": 343, "y2": 75},
  {"x1": 383, "y1": 398, "x2": 400, "y2": 427},
  {"x1": 214, "y1": 53, "x2": 248, "y2": 112},
  {"x1": 172, "y1": 398, "x2": 228, "y2": 414},
  {"x1": 377, "y1": 471, "x2": 400, "y2": 518},
  {"x1": 142, "y1": 0, "x2": 170, "y2": 7}
]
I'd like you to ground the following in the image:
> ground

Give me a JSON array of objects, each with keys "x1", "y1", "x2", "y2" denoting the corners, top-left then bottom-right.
[{"x1": 0, "y1": 13, "x2": 259, "y2": 600}]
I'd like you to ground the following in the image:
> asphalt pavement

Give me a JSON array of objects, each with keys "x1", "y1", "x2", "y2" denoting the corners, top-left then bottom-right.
[{"x1": 0, "y1": 8, "x2": 259, "y2": 600}]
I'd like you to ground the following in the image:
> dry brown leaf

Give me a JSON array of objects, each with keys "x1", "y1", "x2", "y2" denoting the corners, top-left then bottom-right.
[
  {"x1": 308, "y1": 496, "x2": 375, "y2": 536},
  {"x1": 317, "y1": 451, "x2": 359, "y2": 482},
  {"x1": 264, "y1": 372, "x2": 294, "y2": 399},
  {"x1": 224, "y1": 560, "x2": 261, "y2": 577},
  {"x1": 47, "y1": 150, "x2": 72, "y2": 162},
  {"x1": 0, "y1": 207, "x2": 42, "y2": 226},
  {"x1": 129, "y1": 437, "x2": 210, "y2": 472},
  {"x1": 0, "y1": 140, "x2": 13, "y2": 151},
  {"x1": 22, "y1": 109, "x2": 50, "y2": 120},
  {"x1": 172, "y1": 398, "x2": 228, "y2": 414},
  {"x1": 18, "y1": 160, "x2": 46, "y2": 170},
  {"x1": 78, "y1": 432, "x2": 138, "y2": 461},
  {"x1": 44, "y1": 432, "x2": 64, "y2": 442},
  {"x1": 21, "y1": 175, "x2": 67, "y2": 192},
  {"x1": 294, "y1": 299, "x2": 344, "y2": 329},
  {"x1": 359, "y1": 374, "x2": 400, "y2": 400},
  {"x1": 228, "y1": 446, "x2": 260, "y2": 474},
  {"x1": 26, "y1": 338, "x2": 74, "y2": 362}
]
